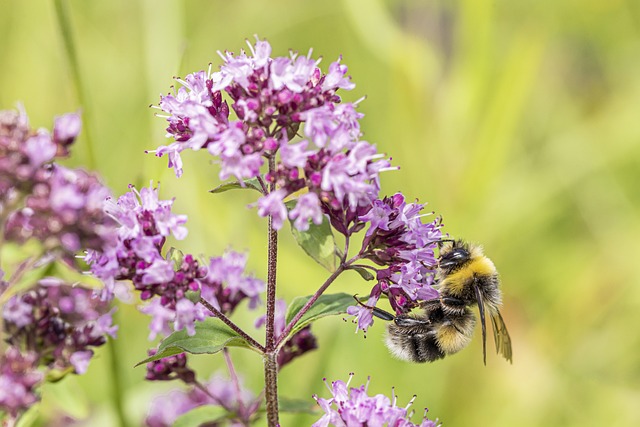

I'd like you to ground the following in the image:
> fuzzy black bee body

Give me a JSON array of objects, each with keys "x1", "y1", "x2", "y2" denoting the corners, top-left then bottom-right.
[
  {"x1": 385, "y1": 299, "x2": 477, "y2": 363},
  {"x1": 376, "y1": 240, "x2": 512, "y2": 364}
]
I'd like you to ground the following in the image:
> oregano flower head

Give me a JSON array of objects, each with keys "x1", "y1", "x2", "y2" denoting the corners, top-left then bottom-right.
[
  {"x1": 0, "y1": 108, "x2": 115, "y2": 263},
  {"x1": 154, "y1": 36, "x2": 393, "y2": 231},
  {"x1": 0, "y1": 348, "x2": 43, "y2": 418},
  {"x1": 84, "y1": 184, "x2": 265, "y2": 338},
  {"x1": 313, "y1": 374, "x2": 440, "y2": 427},
  {"x1": 343, "y1": 193, "x2": 444, "y2": 332},
  {"x1": 145, "y1": 372, "x2": 261, "y2": 427},
  {"x1": 2, "y1": 280, "x2": 117, "y2": 376}
]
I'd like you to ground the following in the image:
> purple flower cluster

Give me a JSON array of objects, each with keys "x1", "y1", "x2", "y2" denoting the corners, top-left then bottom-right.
[
  {"x1": 313, "y1": 374, "x2": 440, "y2": 427},
  {"x1": 0, "y1": 107, "x2": 80, "y2": 199},
  {"x1": 145, "y1": 373, "x2": 261, "y2": 427},
  {"x1": 2, "y1": 279, "x2": 117, "y2": 376},
  {"x1": 0, "y1": 108, "x2": 115, "y2": 262},
  {"x1": 346, "y1": 193, "x2": 444, "y2": 332},
  {"x1": 155, "y1": 37, "x2": 392, "y2": 231},
  {"x1": 255, "y1": 299, "x2": 318, "y2": 368},
  {"x1": 0, "y1": 348, "x2": 43, "y2": 418},
  {"x1": 258, "y1": 101, "x2": 391, "y2": 231},
  {"x1": 202, "y1": 251, "x2": 264, "y2": 315},
  {"x1": 4, "y1": 166, "x2": 116, "y2": 258},
  {"x1": 0, "y1": 107, "x2": 117, "y2": 421},
  {"x1": 84, "y1": 184, "x2": 264, "y2": 338}
]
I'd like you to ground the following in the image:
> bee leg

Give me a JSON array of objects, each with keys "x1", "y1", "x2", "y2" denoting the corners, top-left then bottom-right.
[
  {"x1": 372, "y1": 307, "x2": 396, "y2": 321},
  {"x1": 440, "y1": 296, "x2": 467, "y2": 313},
  {"x1": 394, "y1": 316, "x2": 431, "y2": 327},
  {"x1": 417, "y1": 298, "x2": 442, "y2": 310},
  {"x1": 352, "y1": 294, "x2": 396, "y2": 321},
  {"x1": 441, "y1": 296, "x2": 466, "y2": 306}
]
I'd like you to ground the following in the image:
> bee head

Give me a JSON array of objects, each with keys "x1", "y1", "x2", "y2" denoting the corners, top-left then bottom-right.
[{"x1": 438, "y1": 239, "x2": 473, "y2": 270}]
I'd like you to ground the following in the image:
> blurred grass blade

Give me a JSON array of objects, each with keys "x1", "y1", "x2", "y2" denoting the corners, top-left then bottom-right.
[{"x1": 53, "y1": 0, "x2": 95, "y2": 168}]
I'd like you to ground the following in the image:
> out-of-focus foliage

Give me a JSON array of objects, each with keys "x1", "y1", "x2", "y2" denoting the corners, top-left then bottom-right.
[{"x1": 1, "y1": 0, "x2": 639, "y2": 425}]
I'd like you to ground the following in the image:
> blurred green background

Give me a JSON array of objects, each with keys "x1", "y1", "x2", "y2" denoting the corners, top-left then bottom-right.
[{"x1": 2, "y1": 0, "x2": 640, "y2": 426}]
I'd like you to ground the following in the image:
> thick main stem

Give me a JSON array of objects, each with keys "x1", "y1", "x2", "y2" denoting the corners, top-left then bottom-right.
[
  {"x1": 263, "y1": 352, "x2": 279, "y2": 427},
  {"x1": 265, "y1": 210, "x2": 279, "y2": 352},
  {"x1": 264, "y1": 156, "x2": 280, "y2": 426}
]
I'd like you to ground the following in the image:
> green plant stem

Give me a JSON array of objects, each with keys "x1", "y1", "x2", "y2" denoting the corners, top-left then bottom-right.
[{"x1": 53, "y1": 0, "x2": 96, "y2": 168}]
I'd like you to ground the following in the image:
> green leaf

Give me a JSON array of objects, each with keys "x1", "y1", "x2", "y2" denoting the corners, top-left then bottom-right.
[
  {"x1": 279, "y1": 396, "x2": 318, "y2": 414},
  {"x1": 349, "y1": 266, "x2": 375, "y2": 281},
  {"x1": 184, "y1": 289, "x2": 201, "y2": 304},
  {"x1": 210, "y1": 177, "x2": 262, "y2": 194},
  {"x1": 44, "y1": 366, "x2": 74, "y2": 383},
  {"x1": 285, "y1": 200, "x2": 338, "y2": 272},
  {"x1": 286, "y1": 122, "x2": 301, "y2": 140},
  {"x1": 136, "y1": 347, "x2": 184, "y2": 366},
  {"x1": 173, "y1": 405, "x2": 228, "y2": 427},
  {"x1": 135, "y1": 318, "x2": 259, "y2": 366},
  {"x1": 165, "y1": 247, "x2": 185, "y2": 268},
  {"x1": 284, "y1": 293, "x2": 356, "y2": 338}
]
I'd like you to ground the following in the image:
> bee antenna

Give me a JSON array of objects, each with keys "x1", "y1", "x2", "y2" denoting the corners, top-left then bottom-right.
[
  {"x1": 435, "y1": 238, "x2": 456, "y2": 247},
  {"x1": 352, "y1": 295, "x2": 396, "y2": 322}
]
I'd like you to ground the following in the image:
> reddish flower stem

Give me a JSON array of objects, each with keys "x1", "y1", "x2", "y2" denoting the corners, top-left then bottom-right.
[
  {"x1": 264, "y1": 155, "x2": 280, "y2": 427},
  {"x1": 275, "y1": 254, "x2": 360, "y2": 351},
  {"x1": 198, "y1": 297, "x2": 265, "y2": 353}
]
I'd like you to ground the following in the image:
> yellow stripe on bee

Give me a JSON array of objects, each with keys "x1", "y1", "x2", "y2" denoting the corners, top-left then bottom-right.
[
  {"x1": 441, "y1": 256, "x2": 496, "y2": 295},
  {"x1": 437, "y1": 325, "x2": 472, "y2": 354}
]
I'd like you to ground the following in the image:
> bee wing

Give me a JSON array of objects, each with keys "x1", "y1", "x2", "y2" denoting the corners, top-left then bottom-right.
[
  {"x1": 473, "y1": 284, "x2": 487, "y2": 366},
  {"x1": 489, "y1": 310, "x2": 513, "y2": 363}
]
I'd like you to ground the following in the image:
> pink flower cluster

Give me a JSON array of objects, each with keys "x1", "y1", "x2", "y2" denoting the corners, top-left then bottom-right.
[
  {"x1": 0, "y1": 108, "x2": 115, "y2": 262},
  {"x1": 145, "y1": 372, "x2": 261, "y2": 427},
  {"x1": 84, "y1": 185, "x2": 264, "y2": 338},
  {"x1": 347, "y1": 194, "x2": 444, "y2": 332},
  {"x1": 155, "y1": 37, "x2": 392, "y2": 231},
  {"x1": 1, "y1": 280, "x2": 117, "y2": 417},
  {"x1": 2, "y1": 280, "x2": 117, "y2": 372},
  {"x1": 313, "y1": 374, "x2": 440, "y2": 427},
  {"x1": 0, "y1": 348, "x2": 43, "y2": 418}
]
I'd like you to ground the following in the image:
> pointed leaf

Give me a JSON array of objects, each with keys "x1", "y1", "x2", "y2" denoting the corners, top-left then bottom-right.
[
  {"x1": 349, "y1": 266, "x2": 375, "y2": 281},
  {"x1": 284, "y1": 293, "x2": 356, "y2": 338},
  {"x1": 210, "y1": 177, "x2": 262, "y2": 194},
  {"x1": 135, "y1": 318, "x2": 259, "y2": 366},
  {"x1": 173, "y1": 405, "x2": 228, "y2": 427},
  {"x1": 285, "y1": 200, "x2": 338, "y2": 272}
]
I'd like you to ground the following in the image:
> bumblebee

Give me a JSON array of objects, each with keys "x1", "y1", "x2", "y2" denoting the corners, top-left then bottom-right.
[{"x1": 370, "y1": 240, "x2": 512, "y2": 364}]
